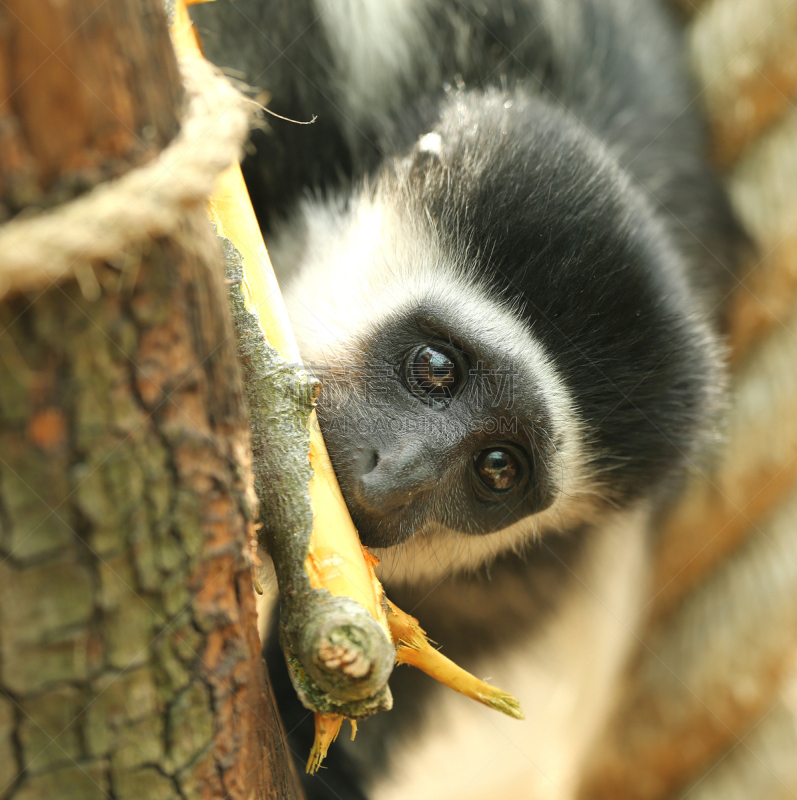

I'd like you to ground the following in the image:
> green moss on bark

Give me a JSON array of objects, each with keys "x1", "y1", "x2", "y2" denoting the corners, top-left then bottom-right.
[{"x1": 223, "y1": 236, "x2": 394, "y2": 717}]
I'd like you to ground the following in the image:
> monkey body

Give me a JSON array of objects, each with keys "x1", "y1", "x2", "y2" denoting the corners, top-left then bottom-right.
[{"x1": 191, "y1": 1, "x2": 743, "y2": 797}]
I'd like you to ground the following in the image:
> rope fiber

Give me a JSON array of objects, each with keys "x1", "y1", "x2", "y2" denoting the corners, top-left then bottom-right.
[{"x1": 0, "y1": 55, "x2": 250, "y2": 300}]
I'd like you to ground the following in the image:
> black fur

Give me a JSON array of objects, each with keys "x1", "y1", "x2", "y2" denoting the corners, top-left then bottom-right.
[{"x1": 191, "y1": 1, "x2": 745, "y2": 797}]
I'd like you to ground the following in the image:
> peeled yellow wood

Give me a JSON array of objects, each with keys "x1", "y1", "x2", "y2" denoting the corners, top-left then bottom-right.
[
  {"x1": 171, "y1": 0, "x2": 393, "y2": 761},
  {"x1": 207, "y1": 162, "x2": 301, "y2": 363},
  {"x1": 306, "y1": 713, "x2": 344, "y2": 775},
  {"x1": 170, "y1": 1, "x2": 203, "y2": 57},
  {"x1": 306, "y1": 425, "x2": 392, "y2": 640},
  {"x1": 205, "y1": 160, "x2": 386, "y2": 624},
  {"x1": 174, "y1": 0, "x2": 299, "y2": 362},
  {"x1": 172, "y1": 2, "x2": 385, "y2": 629},
  {"x1": 388, "y1": 600, "x2": 525, "y2": 720},
  {"x1": 171, "y1": 2, "x2": 522, "y2": 774}
]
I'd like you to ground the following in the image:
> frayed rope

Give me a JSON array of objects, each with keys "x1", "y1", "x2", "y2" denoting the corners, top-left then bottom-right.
[{"x1": 0, "y1": 55, "x2": 250, "y2": 300}]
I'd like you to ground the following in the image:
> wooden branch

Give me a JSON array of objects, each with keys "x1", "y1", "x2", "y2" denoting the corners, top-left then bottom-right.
[{"x1": 0, "y1": 1, "x2": 302, "y2": 798}]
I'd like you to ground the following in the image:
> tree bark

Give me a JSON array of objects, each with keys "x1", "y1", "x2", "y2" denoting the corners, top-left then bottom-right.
[{"x1": 0, "y1": 2, "x2": 303, "y2": 799}]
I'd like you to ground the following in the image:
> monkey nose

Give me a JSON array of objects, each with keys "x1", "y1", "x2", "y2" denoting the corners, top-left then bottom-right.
[{"x1": 353, "y1": 448, "x2": 434, "y2": 514}]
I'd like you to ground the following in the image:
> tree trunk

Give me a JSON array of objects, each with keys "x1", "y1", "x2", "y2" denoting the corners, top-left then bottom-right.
[{"x1": 0, "y1": 2, "x2": 303, "y2": 799}]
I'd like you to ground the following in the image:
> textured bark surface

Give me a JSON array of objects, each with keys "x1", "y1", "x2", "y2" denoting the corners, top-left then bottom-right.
[
  {"x1": 0, "y1": 0, "x2": 182, "y2": 221},
  {"x1": 0, "y1": 1, "x2": 303, "y2": 799}
]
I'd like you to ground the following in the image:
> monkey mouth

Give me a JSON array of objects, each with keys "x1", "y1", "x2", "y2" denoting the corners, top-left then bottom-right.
[{"x1": 347, "y1": 503, "x2": 423, "y2": 550}]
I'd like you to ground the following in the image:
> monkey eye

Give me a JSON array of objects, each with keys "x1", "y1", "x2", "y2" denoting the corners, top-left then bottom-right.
[
  {"x1": 475, "y1": 448, "x2": 520, "y2": 493},
  {"x1": 408, "y1": 346, "x2": 459, "y2": 400}
]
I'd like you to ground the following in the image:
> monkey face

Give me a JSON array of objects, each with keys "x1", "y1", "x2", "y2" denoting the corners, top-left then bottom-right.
[
  {"x1": 271, "y1": 92, "x2": 724, "y2": 568},
  {"x1": 312, "y1": 304, "x2": 558, "y2": 548}
]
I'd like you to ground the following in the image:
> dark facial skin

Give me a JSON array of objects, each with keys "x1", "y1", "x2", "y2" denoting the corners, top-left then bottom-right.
[{"x1": 314, "y1": 306, "x2": 556, "y2": 548}]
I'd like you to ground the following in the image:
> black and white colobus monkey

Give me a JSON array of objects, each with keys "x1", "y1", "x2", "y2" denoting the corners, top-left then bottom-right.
[{"x1": 192, "y1": 1, "x2": 744, "y2": 797}]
